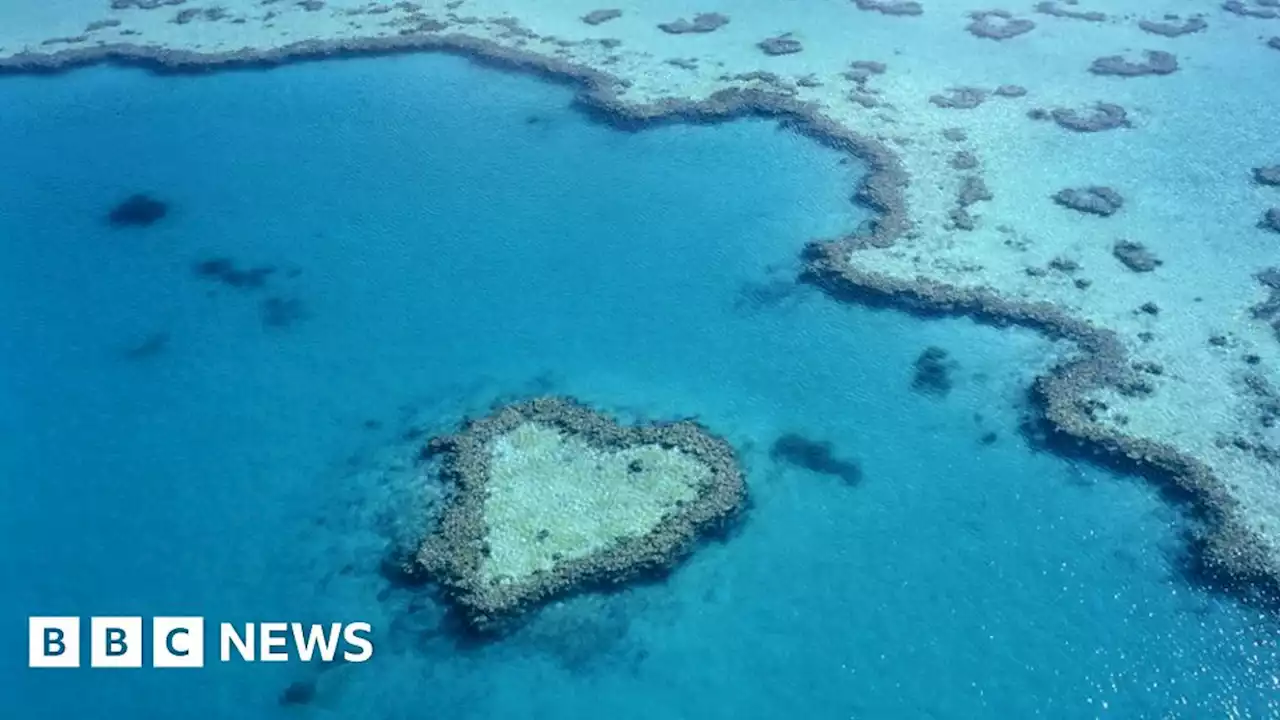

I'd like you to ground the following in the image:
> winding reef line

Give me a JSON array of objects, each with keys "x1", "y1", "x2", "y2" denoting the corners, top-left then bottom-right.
[{"x1": 7, "y1": 33, "x2": 1276, "y2": 606}]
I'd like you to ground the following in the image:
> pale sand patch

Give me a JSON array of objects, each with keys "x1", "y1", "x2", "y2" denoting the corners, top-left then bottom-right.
[
  {"x1": 483, "y1": 422, "x2": 706, "y2": 584},
  {"x1": 4, "y1": 0, "x2": 1278, "y2": 586}
]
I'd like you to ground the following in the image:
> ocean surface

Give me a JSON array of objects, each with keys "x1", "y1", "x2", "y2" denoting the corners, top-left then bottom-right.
[{"x1": 1, "y1": 52, "x2": 1277, "y2": 718}]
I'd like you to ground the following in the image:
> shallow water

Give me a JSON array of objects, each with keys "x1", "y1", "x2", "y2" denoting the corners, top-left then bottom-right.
[{"x1": 1, "y1": 53, "x2": 1277, "y2": 718}]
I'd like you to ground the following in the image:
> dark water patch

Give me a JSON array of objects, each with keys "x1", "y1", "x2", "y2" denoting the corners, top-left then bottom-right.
[
  {"x1": 260, "y1": 296, "x2": 309, "y2": 328},
  {"x1": 192, "y1": 257, "x2": 278, "y2": 289},
  {"x1": 278, "y1": 679, "x2": 316, "y2": 706},
  {"x1": 769, "y1": 433, "x2": 863, "y2": 485},
  {"x1": 120, "y1": 330, "x2": 170, "y2": 360},
  {"x1": 912, "y1": 345, "x2": 957, "y2": 396},
  {"x1": 733, "y1": 276, "x2": 803, "y2": 312},
  {"x1": 107, "y1": 192, "x2": 168, "y2": 227},
  {"x1": 507, "y1": 594, "x2": 641, "y2": 673}
]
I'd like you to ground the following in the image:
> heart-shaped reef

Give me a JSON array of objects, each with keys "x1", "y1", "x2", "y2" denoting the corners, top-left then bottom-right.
[{"x1": 417, "y1": 396, "x2": 746, "y2": 634}]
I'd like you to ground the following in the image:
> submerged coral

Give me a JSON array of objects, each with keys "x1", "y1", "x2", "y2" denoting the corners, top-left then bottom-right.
[
  {"x1": 912, "y1": 346, "x2": 958, "y2": 396},
  {"x1": 770, "y1": 433, "x2": 863, "y2": 485},
  {"x1": 107, "y1": 193, "x2": 168, "y2": 227},
  {"x1": 1053, "y1": 186, "x2": 1125, "y2": 217},
  {"x1": 581, "y1": 9, "x2": 621, "y2": 26},
  {"x1": 658, "y1": 13, "x2": 729, "y2": 34},
  {"x1": 1089, "y1": 50, "x2": 1178, "y2": 77},
  {"x1": 965, "y1": 10, "x2": 1035, "y2": 40}
]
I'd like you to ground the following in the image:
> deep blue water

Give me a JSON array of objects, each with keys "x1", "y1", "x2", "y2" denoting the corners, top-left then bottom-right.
[{"x1": 2, "y1": 53, "x2": 1277, "y2": 718}]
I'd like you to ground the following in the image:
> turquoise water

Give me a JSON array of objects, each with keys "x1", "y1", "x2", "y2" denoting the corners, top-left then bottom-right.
[{"x1": 1, "y1": 53, "x2": 1277, "y2": 717}]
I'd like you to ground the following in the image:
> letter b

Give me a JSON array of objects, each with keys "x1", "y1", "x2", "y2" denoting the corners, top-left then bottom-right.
[
  {"x1": 91, "y1": 617, "x2": 142, "y2": 668},
  {"x1": 29, "y1": 617, "x2": 80, "y2": 668}
]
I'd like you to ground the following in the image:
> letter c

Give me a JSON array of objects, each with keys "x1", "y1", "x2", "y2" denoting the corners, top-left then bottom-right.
[{"x1": 166, "y1": 628, "x2": 189, "y2": 657}]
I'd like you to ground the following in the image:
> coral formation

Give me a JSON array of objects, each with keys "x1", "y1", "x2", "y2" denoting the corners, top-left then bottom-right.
[
  {"x1": 853, "y1": 0, "x2": 924, "y2": 17},
  {"x1": 1261, "y1": 208, "x2": 1280, "y2": 234},
  {"x1": 417, "y1": 396, "x2": 745, "y2": 633},
  {"x1": 658, "y1": 13, "x2": 729, "y2": 34},
  {"x1": 1089, "y1": 51, "x2": 1178, "y2": 77},
  {"x1": 581, "y1": 9, "x2": 620, "y2": 26},
  {"x1": 111, "y1": 0, "x2": 186, "y2": 8},
  {"x1": 1224, "y1": 0, "x2": 1280, "y2": 20},
  {"x1": 1035, "y1": 1, "x2": 1105, "y2": 22},
  {"x1": 1252, "y1": 165, "x2": 1280, "y2": 187},
  {"x1": 1137, "y1": 16, "x2": 1207, "y2": 37},
  {"x1": 965, "y1": 9, "x2": 1035, "y2": 40},
  {"x1": 1112, "y1": 240, "x2": 1162, "y2": 273},
  {"x1": 6, "y1": 0, "x2": 1280, "y2": 622},
  {"x1": 1053, "y1": 186, "x2": 1125, "y2": 217},
  {"x1": 929, "y1": 86, "x2": 988, "y2": 109},
  {"x1": 758, "y1": 34, "x2": 803, "y2": 56},
  {"x1": 993, "y1": 84, "x2": 1027, "y2": 97},
  {"x1": 1046, "y1": 103, "x2": 1130, "y2": 132}
]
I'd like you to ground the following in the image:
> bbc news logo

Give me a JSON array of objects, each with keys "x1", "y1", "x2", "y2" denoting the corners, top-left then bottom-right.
[{"x1": 29, "y1": 617, "x2": 373, "y2": 668}]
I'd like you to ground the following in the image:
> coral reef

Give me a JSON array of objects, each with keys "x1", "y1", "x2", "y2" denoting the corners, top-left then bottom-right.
[
  {"x1": 1224, "y1": 0, "x2": 1280, "y2": 20},
  {"x1": 1046, "y1": 102, "x2": 1130, "y2": 132},
  {"x1": 7, "y1": 2, "x2": 1280, "y2": 623},
  {"x1": 1137, "y1": 16, "x2": 1207, "y2": 37},
  {"x1": 853, "y1": 0, "x2": 924, "y2": 17},
  {"x1": 770, "y1": 433, "x2": 863, "y2": 485},
  {"x1": 1261, "y1": 208, "x2": 1280, "y2": 234},
  {"x1": 1112, "y1": 240, "x2": 1162, "y2": 272},
  {"x1": 930, "y1": 86, "x2": 988, "y2": 109},
  {"x1": 581, "y1": 9, "x2": 620, "y2": 26},
  {"x1": 1089, "y1": 51, "x2": 1178, "y2": 77},
  {"x1": 966, "y1": 9, "x2": 1035, "y2": 40},
  {"x1": 1053, "y1": 186, "x2": 1125, "y2": 217},
  {"x1": 1035, "y1": 1, "x2": 1105, "y2": 22},
  {"x1": 658, "y1": 13, "x2": 729, "y2": 34},
  {"x1": 107, "y1": 193, "x2": 168, "y2": 227},
  {"x1": 1252, "y1": 165, "x2": 1280, "y2": 187},
  {"x1": 111, "y1": 0, "x2": 186, "y2": 8},
  {"x1": 417, "y1": 396, "x2": 745, "y2": 633},
  {"x1": 758, "y1": 34, "x2": 803, "y2": 56}
]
